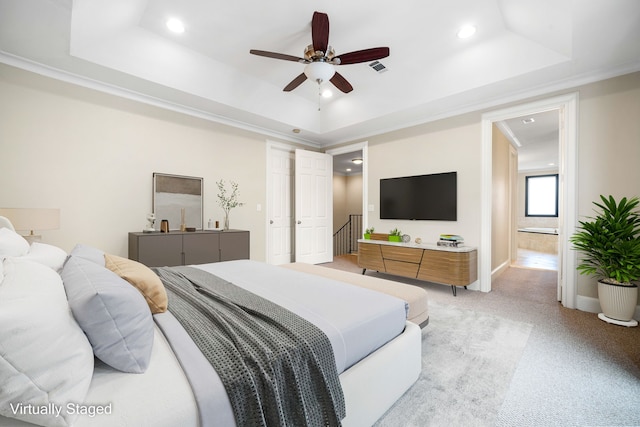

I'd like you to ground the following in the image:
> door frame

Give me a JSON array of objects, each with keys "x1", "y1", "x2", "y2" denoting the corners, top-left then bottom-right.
[
  {"x1": 480, "y1": 93, "x2": 578, "y2": 308},
  {"x1": 326, "y1": 141, "x2": 369, "y2": 238}
]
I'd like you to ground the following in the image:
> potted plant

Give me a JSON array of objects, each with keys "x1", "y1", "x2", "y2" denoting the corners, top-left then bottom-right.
[
  {"x1": 364, "y1": 227, "x2": 374, "y2": 239},
  {"x1": 570, "y1": 195, "x2": 640, "y2": 327},
  {"x1": 389, "y1": 228, "x2": 402, "y2": 242}
]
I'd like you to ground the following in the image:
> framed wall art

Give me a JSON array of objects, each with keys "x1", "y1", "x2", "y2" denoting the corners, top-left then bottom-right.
[{"x1": 153, "y1": 173, "x2": 203, "y2": 230}]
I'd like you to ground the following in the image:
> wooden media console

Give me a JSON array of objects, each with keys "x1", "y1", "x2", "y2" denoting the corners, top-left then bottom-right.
[{"x1": 357, "y1": 239, "x2": 477, "y2": 296}]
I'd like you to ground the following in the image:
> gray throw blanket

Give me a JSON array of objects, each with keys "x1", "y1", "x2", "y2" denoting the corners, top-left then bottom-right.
[{"x1": 153, "y1": 266, "x2": 346, "y2": 427}]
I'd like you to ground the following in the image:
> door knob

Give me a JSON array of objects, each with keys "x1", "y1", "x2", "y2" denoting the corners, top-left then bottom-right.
[
  {"x1": 270, "y1": 220, "x2": 274, "y2": 224},
  {"x1": 297, "y1": 220, "x2": 302, "y2": 224}
]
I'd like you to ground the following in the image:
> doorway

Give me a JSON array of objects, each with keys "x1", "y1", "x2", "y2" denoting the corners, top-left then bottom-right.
[
  {"x1": 497, "y1": 109, "x2": 561, "y2": 272},
  {"x1": 326, "y1": 142, "x2": 369, "y2": 262},
  {"x1": 481, "y1": 93, "x2": 578, "y2": 309}
]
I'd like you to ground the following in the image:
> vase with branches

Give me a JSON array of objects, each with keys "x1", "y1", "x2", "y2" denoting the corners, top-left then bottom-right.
[{"x1": 216, "y1": 180, "x2": 243, "y2": 230}]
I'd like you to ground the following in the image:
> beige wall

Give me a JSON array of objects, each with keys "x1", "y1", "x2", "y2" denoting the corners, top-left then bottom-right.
[
  {"x1": 0, "y1": 63, "x2": 278, "y2": 260},
  {"x1": 363, "y1": 114, "x2": 482, "y2": 248},
  {"x1": 492, "y1": 124, "x2": 512, "y2": 272},
  {"x1": 574, "y1": 72, "x2": 640, "y2": 299},
  {"x1": 333, "y1": 174, "x2": 363, "y2": 234},
  {"x1": 2, "y1": 61, "x2": 639, "y2": 304}
]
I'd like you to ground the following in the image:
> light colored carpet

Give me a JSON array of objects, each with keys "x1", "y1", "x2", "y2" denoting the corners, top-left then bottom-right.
[
  {"x1": 374, "y1": 302, "x2": 533, "y2": 427},
  {"x1": 322, "y1": 256, "x2": 640, "y2": 426}
]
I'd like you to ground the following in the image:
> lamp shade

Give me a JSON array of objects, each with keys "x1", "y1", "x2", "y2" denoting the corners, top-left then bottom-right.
[
  {"x1": 304, "y1": 62, "x2": 335, "y2": 83},
  {"x1": 0, "y1": 208, "x2": 60, "y2": 234}
]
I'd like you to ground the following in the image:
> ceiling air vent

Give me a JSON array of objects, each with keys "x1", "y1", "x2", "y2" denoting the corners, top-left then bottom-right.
[{"x1": 369, "y1": 61, "x2": 388, "y2": 73}]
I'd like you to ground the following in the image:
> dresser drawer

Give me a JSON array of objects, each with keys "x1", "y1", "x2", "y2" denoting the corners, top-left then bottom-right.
[{"x1": 381, "y1": 245, "x2": 423, "y2": 263}]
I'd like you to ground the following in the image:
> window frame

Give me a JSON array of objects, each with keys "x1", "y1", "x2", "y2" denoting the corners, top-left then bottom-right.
[{"x1": 525, "y1": 173, "x2": 559, "y2": 217}]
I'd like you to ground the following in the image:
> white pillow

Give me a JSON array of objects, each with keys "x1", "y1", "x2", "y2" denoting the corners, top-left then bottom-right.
[
  {"x1": 0, "y1": 228, "x2": 29, "y2": 258},
  {"x1": 23, "y1": 242, "x2": 68, "y2": 272},
  {"x1": 0, "y1": 258, "x2": 94, "y2": 427}
]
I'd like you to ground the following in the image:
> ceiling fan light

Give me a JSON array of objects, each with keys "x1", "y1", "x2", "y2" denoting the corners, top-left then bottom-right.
[
  {"x1": 166, "y1": 18, "x2": 185, "y2": 34},
  {"x1": 457, "y1": 25, "x2": 476, "y2": 39},
  {"x1": 304, "y1": 62, "x2": 335, "y2": 83}
]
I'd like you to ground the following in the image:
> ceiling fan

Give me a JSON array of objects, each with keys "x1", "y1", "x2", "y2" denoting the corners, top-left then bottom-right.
[{"x1": 250, "y1": 11, "x2": 390, "y2": 94}]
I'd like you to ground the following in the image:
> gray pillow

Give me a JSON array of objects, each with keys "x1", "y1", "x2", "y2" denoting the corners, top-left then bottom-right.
[
  {"x1": 70, "y1": 243, "x2": 106, "y2": 266},
  {"x1": 61, "y1": 255, "x2": 154, "y2": 373}
]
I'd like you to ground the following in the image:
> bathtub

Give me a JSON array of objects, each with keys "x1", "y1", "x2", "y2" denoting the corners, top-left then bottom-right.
[
  {"x1": 517, "y1": 227, "x2": 558, "y2": 235},
  {"x1": 517, "y1": 227, "x2": 558, "y2": 253}
]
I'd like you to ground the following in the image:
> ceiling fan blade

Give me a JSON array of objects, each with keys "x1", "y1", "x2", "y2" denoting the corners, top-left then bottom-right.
[
  {"x1": 330, "y1": 72, "x2": 353, "y2": 93},
  {"x1": 283, "y1": 73, "x2": 308, "y2": 92},
  {"x1": 250, "y1": 49, "x2": 305, "y2": 63},
  {"x1": 336, "y1": 47, "x2": 390, "y2": 65},
  {"x1": 311, "y1": 11, "x2": 329, "y2": 53}
]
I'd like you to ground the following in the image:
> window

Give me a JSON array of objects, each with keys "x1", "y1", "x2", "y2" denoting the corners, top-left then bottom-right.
[{"x1": 525, "y1": 174, "x2": 558, "y2": 217}]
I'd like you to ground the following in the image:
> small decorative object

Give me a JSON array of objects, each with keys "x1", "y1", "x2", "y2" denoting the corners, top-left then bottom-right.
[
  {"x1": 389, "y1": 228, "x2": 402, "y2": 242},
  {"x1": 216, "y1": 179, "x2": 244, "y2": 231},
  {"x1": 402, "y1": 234, "x2": 411, "y2": 243},
  {"x1": 180, "y1": 208, "x2": 187, "y2": 231},
  {"x1": 364, "y1": 227, "x2": 375, "y2": 239},
  {"x1": 438, "y1": 234, "x2": 465, "y2": 247},
  {"x1": 186, "y1": 227, "x2": 196, "y2": 232},
  {"x1": 144, "y1": 213, "x2": 156, "y2": 233},
  {"x1": 160, "y1": 219, "x2": 169, "y2": 233},
  {"x1": 570, "y1": 195, "x2": 640, "y2": 327},
  {"x1": 415, "y1": 237, "x2": 422, "y2": 244}
]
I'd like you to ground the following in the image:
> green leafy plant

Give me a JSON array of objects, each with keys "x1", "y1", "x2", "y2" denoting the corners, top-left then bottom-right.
[
  {"x1": 365, "y1": 227, "x2": 375, "y2": 234},
  {"x1": 570, "y1": 195, "x2": 640, "y2": 284},
  {"x1": 389, "y1": 228, "x2": 402, "y2": 236}
]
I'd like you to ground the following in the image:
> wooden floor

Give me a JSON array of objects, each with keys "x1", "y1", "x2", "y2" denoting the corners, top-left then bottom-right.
[{"x1": 512, "y1": 248, "x2": 558, "y2": 271}]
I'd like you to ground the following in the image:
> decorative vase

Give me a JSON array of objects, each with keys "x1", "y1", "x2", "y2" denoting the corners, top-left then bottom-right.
[
  {"x1": 388, "y1": 235, "x2": 401, "y2": 242},
  {"x1": 597, "y1": 280, "x2": 638, "y2": 326},
  {"x1": 224, "y1": 213, "x2": 230, "y2": 231},
  {"x1": 364, "y1": 233, "x2": 371, "y2": 239}
]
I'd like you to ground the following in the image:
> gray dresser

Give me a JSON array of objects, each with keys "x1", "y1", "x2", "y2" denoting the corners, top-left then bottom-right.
[{"x1": 128, "y1": 230, "x2": 249, "y2": 267}]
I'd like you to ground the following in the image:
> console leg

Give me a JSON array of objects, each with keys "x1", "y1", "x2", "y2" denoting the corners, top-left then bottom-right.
[
  {"x1": 362, "y1": 268, "x2": 366, "y2": 275},
  {"x1": 451, "y1": 285, "x2": 457, "y2": 297}
]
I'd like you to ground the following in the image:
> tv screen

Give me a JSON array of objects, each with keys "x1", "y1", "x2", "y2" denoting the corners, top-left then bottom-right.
[{"x1": 380, "y1": 172, "x2": 457, "y2": 221}]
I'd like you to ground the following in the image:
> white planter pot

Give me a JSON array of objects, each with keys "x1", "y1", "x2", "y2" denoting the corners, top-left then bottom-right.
[{"x1": 597, "y1": 280, "x2": 638, "y2": 325}]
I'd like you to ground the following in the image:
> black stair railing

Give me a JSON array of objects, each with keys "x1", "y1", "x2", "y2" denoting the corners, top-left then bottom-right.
[{"x1": 333, "y1": 214, "x2": 363, "y2": 257}]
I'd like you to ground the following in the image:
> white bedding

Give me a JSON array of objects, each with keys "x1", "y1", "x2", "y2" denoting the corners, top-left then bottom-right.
[
  {"x1": 0, "y1": 232, "x2": 417, "y2": 427},
  {"x1": 1, "y1": 325, "x2": 199, "y2": 427},
  {"x1": 194, "y1": 260, "x2": 408, "y2": 372}
]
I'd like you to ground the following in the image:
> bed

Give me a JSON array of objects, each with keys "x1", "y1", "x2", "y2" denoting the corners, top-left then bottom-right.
[{"x1": 0, "y1": 220, "x2": 422, "y2": 427}]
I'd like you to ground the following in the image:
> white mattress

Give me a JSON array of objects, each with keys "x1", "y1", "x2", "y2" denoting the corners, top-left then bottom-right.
[{"x1": 194, "y1": 259, "x2": 408, "y2": 372}]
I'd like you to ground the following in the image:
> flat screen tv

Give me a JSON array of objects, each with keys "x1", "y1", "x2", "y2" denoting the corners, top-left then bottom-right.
[{"x1": 380, "y1": 171, "x2": 457, "y2": 221}]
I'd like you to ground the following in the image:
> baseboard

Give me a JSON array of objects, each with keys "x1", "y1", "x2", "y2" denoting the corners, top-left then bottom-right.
[{"x1": 577, "y1": 295, "x2": 640, "y2": 319}]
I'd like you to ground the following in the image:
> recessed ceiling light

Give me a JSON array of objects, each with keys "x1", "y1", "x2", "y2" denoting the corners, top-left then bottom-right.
[
  {"x1": 522, "y1": 117, "x2": 536, "y2": 124},
  {"x1": 352, "y1": 158, "x2": 363, "y2": 165},
  {"x1": 166, "y1": 18, "x2": 185, "y2": 34},
  {"x1": 346, "y1": 168, "x2": 352, "y2": 172},
  {"x1": 457, "y1": 25, "x2": 476, "y2": 39},
  {"x1": 292, "y1": 128, "x2": 301, "y2": 134}
]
